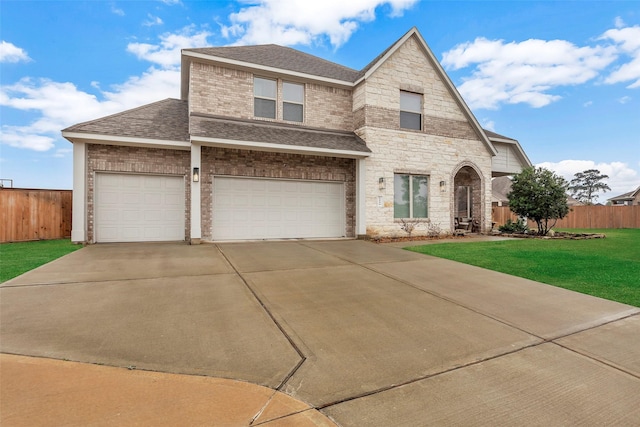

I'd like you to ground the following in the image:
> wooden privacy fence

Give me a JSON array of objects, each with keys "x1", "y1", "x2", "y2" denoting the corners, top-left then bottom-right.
[
  {"x1": 492, "y1": 205, "x2": 640, "y2": 229},
  {"x1": 0, "y1": 188, "x2": 72, "y2": 242}
]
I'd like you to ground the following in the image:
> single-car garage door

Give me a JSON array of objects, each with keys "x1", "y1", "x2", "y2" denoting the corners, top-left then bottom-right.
[
  {"x1": 212, "y1": 177, "x2": 345, "y2": 240},
  {"x1": 95, "y1": 173, "x2": 185, "y2": 242}
]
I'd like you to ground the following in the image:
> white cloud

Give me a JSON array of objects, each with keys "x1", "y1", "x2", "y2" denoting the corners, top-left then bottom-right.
[
  {"x1": 104, "y1": 67, "x2": 181, "y2": 107},
  {"x1": 536, "y1": 160, "x2": 640, "y2": 203},
  {"x1": 442, "y1": 37, "x2": 617, "y2": 110},
  {"x1": 143, "y1": 14, "x2": 164, "y2": 27},
  {"x1": 600, "y1": 25, "x2": 640, "y2": 89},
  {"x1": 53, "y1": 148, "x2": 73, "y2": 158},
  {"x1": 618, "y1": 95, "x2": 631, "y2": 104},
  {"x1": 614, "y1": 16, "x2": 625, "y2": 29},
  {"x1": 0, "y1": 41, "x2": 31, "y2": 63},
  {"x1": 127, "y1": 26, "x2": 211, "y2": 68},
  {"x1": 583, "y1": 100, "x2": 593, "y2": 107},
  {"x1": 111, "y1": 3, "x2": 125, "y2": 16},
  {"x1": 0, "y1": 27, "x2": 207, "y2": 151},
  {"x1": 481, "y1": 119, "x2": 495, "y2": 131},
  {"x1": 221, "y1": 0, "x2": 417, "y2": 47},
  {"x1": 159, "y1": 0, "x2": 182, "y2": 5},
  {"x1": 0, "y1": 127, "x2": 55, "y2": 151}
]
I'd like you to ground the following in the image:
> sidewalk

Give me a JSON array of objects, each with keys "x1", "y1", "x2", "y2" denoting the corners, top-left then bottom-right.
[{"x1": 1, "y1": 354, "x2": 337, "y2": 426}]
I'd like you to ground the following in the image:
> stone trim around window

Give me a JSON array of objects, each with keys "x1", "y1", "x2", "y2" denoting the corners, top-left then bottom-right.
[
  {"x1": 400, "y1": 90, "x2": 422, "y2": 131},
  {"x1": 393, "y1": 173, "x2": 429, "y2": 219}
]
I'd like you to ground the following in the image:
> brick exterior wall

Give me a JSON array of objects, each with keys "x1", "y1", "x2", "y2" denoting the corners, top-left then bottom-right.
[
  {"x1": 189, "y1": 62, "x2": 353, "y2": 131},
  {"x1": 86, "y1": 145, "x2": 190, "y2": 242},
  {"x1": 189, "y1": 62, "x2": 253, "y2": 119},
  {"x1": 200, "y1": 147, "x2": 356, "y2": 240},
  {"x1": 354, "y1": 34, "x2": 493, "y2": 237},
  {"x1": 453, "y1": 166, "x2": 483, "y2": 221}
]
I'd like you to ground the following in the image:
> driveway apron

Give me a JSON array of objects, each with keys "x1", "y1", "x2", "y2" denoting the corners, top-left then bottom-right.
[{"x1": 2, "y1": 239, "x2": 639, "y2": 426}]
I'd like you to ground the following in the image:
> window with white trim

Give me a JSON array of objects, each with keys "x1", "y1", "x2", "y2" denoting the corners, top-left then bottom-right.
[
  {"x1": 394, "y1": 174, "x2": 429, "y2": 218},
  {"x1": 400, "y1": 91, "x2": 422, "y2": 130},
  {"x1": 283, "y1": 81, "x2": 304, "y2": 122},
  {"x1": 254, "y1": 77, "x2": 277, "y2": 119}
]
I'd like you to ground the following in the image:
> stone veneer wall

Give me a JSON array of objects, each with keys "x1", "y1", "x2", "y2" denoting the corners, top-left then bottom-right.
[
  {"x1": 353, "y1": 34, "x2": 493, "y2": 237},
  {"x1": 200, "y1": 147, "x2": 356, "y2": 241},
  {"x1": 361, "y1": 128, "x2": 491, "y2": 237},
  {"x1": 189, "y1": 62, "x2": 353, "y2": 131},
  {"x1": 86, "y1": 144, "x2": 191, "y2": 242}
]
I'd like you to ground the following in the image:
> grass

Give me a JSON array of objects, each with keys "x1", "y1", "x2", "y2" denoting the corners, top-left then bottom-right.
[
  {"x1": 0, "y1": 239, "x2": 82, "y2": 283},
  {"x1": 406, "y1": 228, "x2": 640, "y2": 307}
]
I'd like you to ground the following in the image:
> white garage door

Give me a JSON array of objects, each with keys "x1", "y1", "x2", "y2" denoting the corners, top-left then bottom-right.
[
  {"x1": 95, "y1": 173, "x2": 185, "y2": 243},
  {"x1": 212, "y1": 177, "x2": 345, "y2": 240}
]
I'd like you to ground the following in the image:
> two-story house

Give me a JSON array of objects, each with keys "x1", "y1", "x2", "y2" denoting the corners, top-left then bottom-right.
[
  {"x1": 63, "y1": 27, "x2": 531, "y2": 244},
  {"x1": 608, "y1": 186, "x2": 640, "y2": 205}
]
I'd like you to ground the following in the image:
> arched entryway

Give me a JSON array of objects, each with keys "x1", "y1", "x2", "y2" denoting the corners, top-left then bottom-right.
[{"x1": 452, "y1": 164, "x2": 483, "y2": 232}]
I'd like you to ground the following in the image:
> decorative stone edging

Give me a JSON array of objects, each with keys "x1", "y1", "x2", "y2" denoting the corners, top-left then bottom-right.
[{"x1": 497, "y1": 232, "x2": 606, "y2": 240}]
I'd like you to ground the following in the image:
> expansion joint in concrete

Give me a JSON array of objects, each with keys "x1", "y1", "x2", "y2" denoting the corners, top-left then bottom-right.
[{"x1": 215, "y1": 244, "x2": 307, "y2": 391}]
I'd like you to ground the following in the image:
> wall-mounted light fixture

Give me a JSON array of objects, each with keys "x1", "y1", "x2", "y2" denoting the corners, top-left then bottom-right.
[
  {"x1": 378, "y1": 177, "x2": 386, "y2": 191},
  {"x1": 439, "y1": 180, "x2": 446, "y2": 192},
  {"x1": 193, "y1": 167, "x2": 200, "y2": 182}
]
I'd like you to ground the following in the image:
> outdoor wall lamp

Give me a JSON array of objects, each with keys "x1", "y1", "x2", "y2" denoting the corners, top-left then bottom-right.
[
  {"x1": 439, "y1": 180, "x2": 446, "y2": 192},
  {"x1": 379, "y1": 177, "x2": 385, "y2": 191},
  {"x1": 193, "y1": 167, "x2": 200, "y2": 182}
]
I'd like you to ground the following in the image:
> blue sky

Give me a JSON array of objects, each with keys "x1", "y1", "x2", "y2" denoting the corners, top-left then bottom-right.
[{"x1": 1, "y1": 0, "x2": 639, "y2": 202}]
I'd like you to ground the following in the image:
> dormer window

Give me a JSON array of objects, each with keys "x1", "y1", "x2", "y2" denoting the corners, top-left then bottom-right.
[
  {"x1": 254, "y1": 77, "x2": 277, "y2": 119},
  {"x1": 400, "y1": 91, "x2": 422, "y2": 130},
  {"x1": 283, "y1": 81, "x2": 304, "y2": 122}
]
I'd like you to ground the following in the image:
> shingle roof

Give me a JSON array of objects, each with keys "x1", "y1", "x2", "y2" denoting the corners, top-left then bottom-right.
[
  {"x1": 484, "y1": 130, "x2": 517, "y2": 141},
  {"x1": 190, "y1": 113, "x2": 370, "y2": 154},
  {"x1": 63, "y1": 99, "x2": 189, "y2": 142},
  {"x1": 185, "y1": 45, "x2": 360, "y2": 82},
  {"x1": 608, "y1": 185, "x2": 640, "y2": 201}
]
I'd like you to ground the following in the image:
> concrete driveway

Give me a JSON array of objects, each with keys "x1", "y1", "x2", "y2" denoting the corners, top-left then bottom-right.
[{"x1": 2, "y1": 239, "x2": 639, "y2": 425}]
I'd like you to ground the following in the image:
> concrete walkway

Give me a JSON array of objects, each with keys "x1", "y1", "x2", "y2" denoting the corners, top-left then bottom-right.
[{"x1": 2, "y1": 238, "x2": 639, "y2": 426}]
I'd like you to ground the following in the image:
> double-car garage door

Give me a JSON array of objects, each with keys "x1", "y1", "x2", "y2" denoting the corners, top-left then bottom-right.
[
  {"x1": 212, "y1": 177, "x2": 345, "y2": 240},
  {"x1": 94, "y1": 174, "x2": 345, "y2": 242}
]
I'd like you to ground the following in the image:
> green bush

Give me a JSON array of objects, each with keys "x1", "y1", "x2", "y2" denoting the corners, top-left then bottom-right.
[{"x1": 499, "y1": 218, "x2": 528, "y2": 233}]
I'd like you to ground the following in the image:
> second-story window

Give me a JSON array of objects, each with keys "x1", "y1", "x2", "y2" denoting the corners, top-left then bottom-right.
[
  {"x1": 283, "y1": 81, "x2": 304, "y2": 122},
  {"x1": 254, "y1": 77, "x2": 277, "y2": 119},
  {"x1": 400, "y1": 91, "x2": 422, "y2": 130}
]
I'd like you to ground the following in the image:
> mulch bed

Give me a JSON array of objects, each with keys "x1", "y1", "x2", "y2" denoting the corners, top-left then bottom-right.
[
  {"x1": 497, "y1": 232, "x2": 606, "y2": 240},
  {"x1": 369, "y1": 231, "x2": 606, "y2": 243},
  {"x1": 369, "y1": 235, "x2": 471, "y2": 244}
]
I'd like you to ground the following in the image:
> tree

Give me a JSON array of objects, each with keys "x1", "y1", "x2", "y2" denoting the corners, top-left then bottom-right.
[
  {"x1": 568, "y1": 169, "x2": 611, "y2": 205},
  {"x1": 508, "y1": 166, "x2": 569, "y2": 235}
]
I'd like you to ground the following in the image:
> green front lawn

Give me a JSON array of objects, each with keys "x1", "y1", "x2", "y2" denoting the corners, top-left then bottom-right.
[
  {"x1": 0, "y1": 239, "x2": 82, "y2": 283},
  {"x1": 406, "y1": 229, "x2": 640, "y2": 307}
]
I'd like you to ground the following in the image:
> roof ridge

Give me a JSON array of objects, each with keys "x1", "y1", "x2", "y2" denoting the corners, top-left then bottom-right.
[
  {"x1": 262, "y1": 44, "x2": 359, "y2": 74},
  {"x1": 185, "y1": 44, "x2": 359, "y2": 82}
]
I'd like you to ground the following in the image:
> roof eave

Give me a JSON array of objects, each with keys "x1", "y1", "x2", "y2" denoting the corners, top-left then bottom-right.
[
  {"x1": 181, "y1": 54, "x2": 190, "y2": 100},
  {"x1": 182, "y1": 50, "x2": 355, "y2": 89},
  {"x1": 62, "y1": 131, "x2": 191, "y2": 150},
  {"x1": 191, "y1": 135, "x2": 370, "y2": 159},
  {"x1": 488, "y1": 136, "x2": 532, "y2": 168}
]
